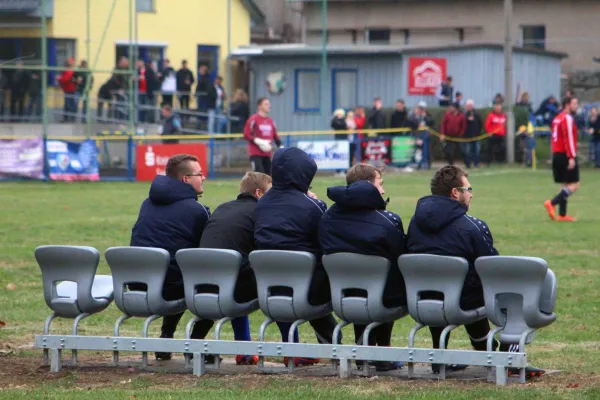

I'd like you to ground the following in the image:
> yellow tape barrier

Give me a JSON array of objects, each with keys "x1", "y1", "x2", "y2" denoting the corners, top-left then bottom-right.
[{"x1": 0, "y1": 126, "x2": 551, "y2": 142}]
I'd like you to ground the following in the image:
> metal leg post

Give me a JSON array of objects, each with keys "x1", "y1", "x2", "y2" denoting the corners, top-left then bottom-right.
[
  {"x1": 113, "y1": 314, "x2": 131, "y2": 366},
  {"x1": 192, "y1": 352, "x2": 206, "y2": 376},
  {"x1": 50, "y1": 348, "x2": 62, "y2": 373},
  {"x1": 43, "y1": 312, "x2": 56, "y2": 365},
  {"x1": 214, "y1": 317, "x2": 232, "y2": 370},
  {"x1": 184, "y1": 316, "x2": 201, "y2": 369},
  {"x1": 258, "y1": 318, "x2": 274, "y2": 370},
  {"x1": 407, "y1": 322, "x2": 424, "y2": 379},
  {"x1": 287, "y1": 319, "x2": 307, "y2": 372},
  {"x1": 71, "y1": 313, "x2": 90, "y2": 366},
  {"x1": 486, "y1": 327, "x2": 504, "y2": 382},
  {"x1": 361, "y1": 322, "x2": 382, "y2": 377},
  {"x1": 331, "y1": 321, "x2": 349, "y2": 371},
  {"x1": 141, "y1": 315, "x2": 161, "y2": 368},
  {"x1": 438, "y1": 324, "x2": 457, "y2": 380}
]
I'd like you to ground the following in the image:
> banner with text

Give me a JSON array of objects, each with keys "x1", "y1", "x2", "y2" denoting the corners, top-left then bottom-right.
[
  {"x1": 0, "y1": 138, "x2": 45, "y2": 180},
  {"x1": 360, "y1": 138, "x2": 392, "y2": 164},
  {"x1": 47, "y1": 139, "x2": 100, "y2": 181},
  {"x1": 296, "y1": 140, "x2": 350, "y2": 170},
  {"x1": 136, "y1": 143, "x2": 208, "y2": 181},
  {"x1": 408, "y1": 57, "x2": 447, "y2": 96}
]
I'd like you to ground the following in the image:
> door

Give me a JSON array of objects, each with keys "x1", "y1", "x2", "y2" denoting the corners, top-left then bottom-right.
[{"x1": 197, "y1": 45, "x2": 220, "y2": 82}]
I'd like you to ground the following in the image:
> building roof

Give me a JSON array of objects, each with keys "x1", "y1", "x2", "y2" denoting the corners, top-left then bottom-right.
[
  {"x1": 231, "y1": 42, "x2": 568, "y2": 59},
  {"x1": 241, "y1": 0, "x2": 266, "y2": 25}
]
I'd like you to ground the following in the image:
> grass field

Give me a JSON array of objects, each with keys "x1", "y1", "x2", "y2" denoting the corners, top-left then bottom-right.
[{"x1": 1, "y1": 167, "x2": 600, "y2": 399}]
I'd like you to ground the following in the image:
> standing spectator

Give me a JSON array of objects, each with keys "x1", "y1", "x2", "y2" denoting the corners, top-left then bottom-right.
[
  {"x1": 368, "y1": 97, "x2": 386, "y2": 133},
  {"x1": 485, "y1": 102, "x2": 507, "y2": 165},
  {"x1": 0, "y1": 68, "x2": 7, "y2": 121},
  {"x1": 437, "y1": 76, "x2": 453, "y2": 107},
  {"x1": 331, "y1": 108, "x2": 348, "y2": 176},
  {"x1": 492, "y1": 93, "x2": 505, "y2": 106},
  {"x1": 440, "y1": 103, "x2": 466, "y2": 165},
  {"x1": 587, "y1": 107, "x2": 600, "y2": 168},
  {"x1": 10, "y1": 61, "x2": 29, "y2": 122},
  {"x1": 145, "y1": 61, "x2": 161, "y2": 123},
  {"x1": 27, "y1": 69, "x2": 42, "y2": 122},
  {"x1": 207, "y1": 75, "x2": 225, "y2": 133},
  {"x1": 389, "y1": 99, "x2": 408, "y2": 135},
  {"x1": 112, "y1": 56, "x2": 130, "y2": 121},
  {"x1": 229, "y1": 89, "x2": 250, "y2": 133},
  {"x1": 176, "y1": 59, "x2": 194, "y2": 114},
  {"x1": 408, "y1": 101, "x2": 435, "y2": 170},
  {"x1": 159, "y1": 59, "x2": 176, "y2": 107},
  {"x1": 354, "y1": 106, "x2": 366, "y2": 136},
  {"x1": 159, "y1": 104, "x2": 182, "y2": 145},
  {"x1": 346, "y1": 110, "x2": 358, "y2": 165},
  {"x1": 57, "y1": 59, "x2": 77, "y2": 122},
  {"x1": 135, "y1": 60, "x2": 148, "y2": 123},
  {"x1": 195, "y1": 64, "x2": 211, "y2": 114},
  {"x1": 516, "y1": 91, "x2": 533, "y2": 114},
  {"x1": 75, "y1": 60, "x2": 93, "y2": 123},
  {"x1": 534, "y1": 95, "x2": 559, "y2": 126},
  {"x1": 463, "y1": 100, "x2": 483, "y2": 168},
  {"x1": 243, "y1": 97, "x2": 282, "y2": 175},
  {"x1": 455, "y1": 91, "x2": 465, "y2": 108}
]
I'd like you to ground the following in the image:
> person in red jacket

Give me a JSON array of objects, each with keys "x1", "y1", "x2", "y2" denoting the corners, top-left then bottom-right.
[
  {"x1": 484, "y1": 102, "x2": 507, "y2": 165},
  {"x1": 243, "y1": 97, "x2": 282, "y2": 176},
  {"x1": 440, "y1": 102, "x2": 466, "y2": 165},
  {"x1": 57, "y1": 59, "x2": 77, "y2": 122},
  {"x1": 544, "y1": 96, "x2": 580, "y2": 222}
]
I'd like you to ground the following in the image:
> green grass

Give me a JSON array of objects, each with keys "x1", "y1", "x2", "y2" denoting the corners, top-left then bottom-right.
[{"x1": 1, "y1": 167, "x2": 600, "y2": 398}]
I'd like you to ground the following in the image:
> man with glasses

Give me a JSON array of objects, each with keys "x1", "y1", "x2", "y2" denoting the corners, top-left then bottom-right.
[
  {"x1": 129, "y1": 154, "x2": 210, "y2": 360},
  {"x1": 406, "y1": 165, "x2": 506, "y2": 374}
]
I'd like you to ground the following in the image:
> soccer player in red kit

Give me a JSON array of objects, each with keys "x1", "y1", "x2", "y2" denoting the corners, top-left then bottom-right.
[
  {"x1": 243, "y1": 97, "x2": 282, "y2": 176},
  {"x1": 544, "y1": 96, "x2": 580, "y2": 221}
]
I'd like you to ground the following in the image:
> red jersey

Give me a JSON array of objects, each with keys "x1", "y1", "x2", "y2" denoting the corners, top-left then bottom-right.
[
  {"x1": 551, "y1": 111, "x2": 578, "y2": 158},
  {"x1": 484, "y1": 112, "x2": 507, "y2": 136},
  {"x1": 354, "y1": 114, "x2": 366, "y2": 139},
  {"x1": 138, "y1": 67, "x2": 147, "y2": 94},
  {"x1": 243, "y1": 113, "x2": 281, "y2": 157},
  {"x1": 58, "y1": 70, "x2": 76, "y2": 93}
]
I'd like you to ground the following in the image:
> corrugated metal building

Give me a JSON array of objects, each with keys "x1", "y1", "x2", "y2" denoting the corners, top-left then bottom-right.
[{"x1": 231, "y1": 43, "x2": 566, "y2": 132}]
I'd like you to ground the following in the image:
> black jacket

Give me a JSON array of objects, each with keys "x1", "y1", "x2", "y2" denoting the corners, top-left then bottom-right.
[
  {"x1": 130, "y1": 175, "x2": 210, "y2": 285},
  {"x1": 390, "y1": 110, "x2": 408, "y2": 130},
  {"x1": 206, "y1": 84, "x2": 224, "y2": 109},
  {"x1": 464, "y1": 110, "x2": 483, "y2": 138},
  {"x1": 176, "y1": 68, "x2": 194, "y2": 92},
  {"x1": 368, "y1": 108, "x2": 386, "y2": 130},
  {"x1": 319, "y1": 181, "x2": 407, "y2": 305},
  {"x1": 406, "y1": 196, "x2": 498, "y2": 308},
  {"x1": 254, "y1": 147, "x2": 327, "y2": 258},
  {"x1": 200, "y1": 193, "x2": 258, "y2": 272}
]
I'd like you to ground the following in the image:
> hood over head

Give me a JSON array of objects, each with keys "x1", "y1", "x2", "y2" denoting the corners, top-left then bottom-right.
[{"x1": 271, "y1": 147, "x2": 317, "y2": 192}]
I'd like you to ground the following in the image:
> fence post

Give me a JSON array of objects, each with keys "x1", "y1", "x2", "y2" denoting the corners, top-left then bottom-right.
[
  {"x1": 209, "y1": 136, "x2": 215, "y2": 179},
  {"x1": 285, "y1": 133, "x2": 291, "y2": 148},
  {"x1": 127, "y1": 134, "x2": 134, "y2": 181}
]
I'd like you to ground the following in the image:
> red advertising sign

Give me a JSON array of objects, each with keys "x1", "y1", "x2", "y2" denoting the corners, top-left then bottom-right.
[
  {"x1": 360, "y1": 139, "x2": 392, "y2": 164},
  {"x1": 136, "y1": 143, "x2": 208, "y2": 181},
  {"x1": 408, "y1": 57, "x2": 447, "y2": 95}
]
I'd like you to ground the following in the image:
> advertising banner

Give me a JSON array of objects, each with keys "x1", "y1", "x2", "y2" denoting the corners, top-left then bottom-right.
[
  {"x1": 408, "y1": 57, "x2": 447, "y2": 96},
  {"x1": 296, "y1": 140, "x2": 350, "y2": 170},
  {"x1": 391, "y1": 136, "x2": 417, "y2": 165},
  {"x1": 360, "y1": 138, "x2": 392, "y2": 164},
  {"x1": 0, "y1": 138, "x2": 45, "y2": 180},
  {"x1": 46, "y1": 139, "x2": 100, "y2": 181},
  {"x1": 136, "y1": 143, "x2": 208, "y2": 181}
]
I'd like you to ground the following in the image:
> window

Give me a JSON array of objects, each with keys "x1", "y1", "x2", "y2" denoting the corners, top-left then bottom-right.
[
  {"x1": 294, "y1": 69, "x2": 320, "y2": 112},
  {"x1": 332, "y1": 69, "x2": 357, "y2": 112},
  {"x1": 366, "y1": 29, "x2": 390, "y2": 44},
  {"x1": 55, "y1": 39, "x2": 76, "y2": 67},
  {"x1": 136, "y1": 0, "x2": 154, "y2": 12},
  {"x1": 521, "y1": 25, "x2": 546, "y2": 50}
]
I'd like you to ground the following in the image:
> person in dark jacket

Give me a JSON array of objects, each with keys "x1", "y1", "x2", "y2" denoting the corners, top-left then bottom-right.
[
  {"x1": 368, "y1": 97, "x2": 386, "y2": 132},
  {"x1": 198, "y1": 171, "x2": 273, "y2": 365},
  {"x1": 389, "y1": 99, "x2": 408, "y2": 134},
  {"x1": 160, "y1": 104, "x2": 182, "y2": 144},
  {"x1": 319, "y1": 164, "x2": 406, "y2": 372},
  {"x1": 74, "y1": 60, "x2": 93, "y2": 123},
  {"x1": 254, "y1": 147, "x2": 339, "y2": 367},
  {"x1": 176, "y1": 59, "x2": 194, "y2": 113},
  {"x1": 462, "y1": 100, "x2": 483, "y2": 168},
  {"x1": 27, "y1": 69, "x2": 42, "y2": 121},
  {"x1": 145, "y1": 61, "x2": 161, "y2": 123},
  {"x1": 130, "y1": 154, "x2": 210, "y2": 360},
  {"x1": 406, "y1": 165, "x2": 507, "y2": 373},
  {"x1": 10, "y1": 61, "x2": 30, "y2": 121}
]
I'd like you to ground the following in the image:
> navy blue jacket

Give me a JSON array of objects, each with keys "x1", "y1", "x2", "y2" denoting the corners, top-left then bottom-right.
[
  {"x1": 254, "y1": 147, "x2": 327, "y2": 257},
  {"x1": 130, "y1": 175, "x2": 211, "y2": 285},
  {"x1": 319, "y1": 181, "x2": 407, "y2": 306},
  {"x1": 406, "y1": 195, "x2": 498, "y2": 307}
]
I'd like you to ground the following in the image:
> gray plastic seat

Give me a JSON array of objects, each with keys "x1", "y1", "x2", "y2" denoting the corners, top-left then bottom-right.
[
  {"x1": 323, "y1": 253, "x2": 408, "y2": 376},
  {"x1": 398, "y1": 254, "x2": 486, "y2": 378},
  {"x1": 249, "y1": 250, "x2": 333, "y2": 370},
  {"x1": 35, "y1": 245, "x2": 114, "y2": 365},
  {"x1": 176, "y1": 248, "x2": 259, "y2": 369},
  {"x1": 105, "y1": 246, "x2": 187, "y2": 367}
]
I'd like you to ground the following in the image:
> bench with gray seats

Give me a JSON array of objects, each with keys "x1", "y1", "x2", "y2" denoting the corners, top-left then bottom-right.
[{"x1": 33, "y1": 246, "x2": 558, "y2": 385}]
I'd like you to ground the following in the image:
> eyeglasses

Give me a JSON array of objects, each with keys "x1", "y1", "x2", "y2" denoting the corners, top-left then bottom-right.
[
  {"x1": 186, "y1": 173, "x2": 204, "y2": 178},
  {"x1": 456, "y1": 186, "x2": 473, "y2": 193}
]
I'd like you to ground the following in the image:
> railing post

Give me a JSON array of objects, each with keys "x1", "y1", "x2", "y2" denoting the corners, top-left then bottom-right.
[
  {"x1": 127, "y1": 134, "x2": 134, "y2": 181},
  {"x1": 42, "y1": 133, "x2": 49, "y2": 181},
  {"x1": 209, "y1": 135, "x2": 215, "y2": 179}
]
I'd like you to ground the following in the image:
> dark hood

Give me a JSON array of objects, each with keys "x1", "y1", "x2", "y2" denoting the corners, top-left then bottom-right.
[
  {"x1": 149, "y1": 175, "x2": 198, "y2": 205},
  {"x1": 327, "y1": 181, "x2": 386, "y2": 210},
  {"x1": 271, "y1": 147, "x2": 317, "y2": 192},
  {"x1": 413, "y1": 195, "x2": 466, "y2": 232}
]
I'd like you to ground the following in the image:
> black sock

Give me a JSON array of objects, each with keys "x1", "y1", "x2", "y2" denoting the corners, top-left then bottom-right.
[
  {"x1": 551, "y1": 187, "x2": 572, "y2": 206},
  {"x1": 559, "y1": 198, "x2": 568, "y2": 217}
]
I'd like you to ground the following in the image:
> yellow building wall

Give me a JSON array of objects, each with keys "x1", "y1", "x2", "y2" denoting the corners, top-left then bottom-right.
[{"x1": 0, "y1": 0, "x2": 251, "y2": 106}]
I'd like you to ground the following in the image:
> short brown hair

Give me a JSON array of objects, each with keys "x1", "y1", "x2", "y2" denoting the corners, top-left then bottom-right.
[
  {"x1": 257, "y1": 97, "x2": 268, "y2": 107},
  {"x1": 430, "y1": 165, "x2": 468, "y2": 197},
  {"x1": 562, "y1": 96, "x2": 576, "y2": 109},
  {"x1": 240, "y1": 172, "x2": 272, "y2": 195},
  {"x1": 165, "y1": 154, "x2": 198, "y2": 179},
  {"x1": 346, "y1": 164, "x2": 382, "y2": 185}
]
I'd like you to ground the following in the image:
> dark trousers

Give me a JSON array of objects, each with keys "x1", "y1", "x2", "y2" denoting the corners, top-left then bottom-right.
[
  {"x1": 442, "y1": 141, "x2": 462, "y2": 166},
  {"x1": 250, "y1": 155, "x2": 272, "y2": 176},
  {"x1": 162, "y1": 94, "x2": 173, "y2": 107},
  {"x1": 461, "y1": 141, "x2": 481, "y2": 168},
  {"x1": 488, "y1": 135, "x2": 506, "y2": 165},
  {"x1": 10, "y1": 92, "x2": 25, "y2": 121},
  {"x1": 179, "y1": 94, "x2": 190, "y2": 110}
]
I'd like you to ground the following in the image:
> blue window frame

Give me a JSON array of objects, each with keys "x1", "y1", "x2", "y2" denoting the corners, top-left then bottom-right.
[
  {"x1": 197, "y1": 45, "x2": 220, "y2": 82},
  {"x1": 331, "y1": 68, "x2": 358, "y2": 112},
  {"x1": 294, "y1": 68, "x2": 320, "y2": 113}
]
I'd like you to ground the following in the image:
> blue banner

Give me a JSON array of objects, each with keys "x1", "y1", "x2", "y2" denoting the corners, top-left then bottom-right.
[{"x1": 46, "y1": 139, "x2": 99, "y2": 181}]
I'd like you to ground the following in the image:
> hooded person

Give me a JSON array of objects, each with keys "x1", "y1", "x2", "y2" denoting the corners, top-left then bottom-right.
[
  {"x1": 319, "y1": 164, "x2": 406, "y2": 372},
  {"x1": 129, "y1": 154, "x2": 211, "y2": 361},
  {"x1": 253, "y1": 147, "x2": 339, "y2": 367}
]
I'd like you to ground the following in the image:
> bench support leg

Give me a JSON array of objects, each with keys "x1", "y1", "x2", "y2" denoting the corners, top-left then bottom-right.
[
  {"x1": 113, "y1": 314, "x2": 131, "y2": 366},
  {"x1": 258, "y1": 318, "x2": 274, "y2": 370},
  {"x1": 214, "y1": 317, "x2": 233, "y2": 370},
  {"x1": 43, "y1": 312, "x2": 56, "y2": 365},
  {"x1": 287, "y1": 319, "x2": 307, "y2": 373},
  {"x1": 184, "y1": 316, "x2": 201, "y2": 369},
  {"x1": 486, "y1": 327, "x2": 504, "y2": 382},
  {"x1": 407, "y1": 322, "x2": 425, "y2": 379},
  {"x1": 71, "y1": 313, "x2": 90, "y2": 366},
  {"x1": 192, "y1": 352, "x2": 206, "y2": 376},
  {"x1": 50, "y1": 348, "x2": 62, "y2": 373},
  {"x1": 339, "y1": 358, "x2": 351, "y2": 379},
  {"x1": 518, "y1": 328, "x2": 536, "y2": 384},
  {"x1": 141, "y1": 315, "x2": 161, "y2": 368},
  {"x1": 496, "y1": 365, "x2": 508, "y2": 386},
  {"x1": 438, "y1": 324, "x2": 458, "y2": 380},
  {"x1": 361, "y1": 322, "x2": 383, "y2": 377},
  {"x1": 331, "y1": 321, "x2": 349, "y2": 372}
]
